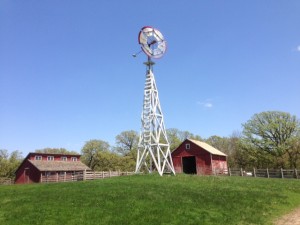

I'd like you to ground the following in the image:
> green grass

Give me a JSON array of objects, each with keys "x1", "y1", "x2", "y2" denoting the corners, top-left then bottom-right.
[{"x1": 1, "y1": 175, "x2": 300, "y2": 225}]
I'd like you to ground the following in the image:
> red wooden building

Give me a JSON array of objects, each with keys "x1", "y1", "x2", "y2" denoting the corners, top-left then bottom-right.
[
  {"x1": 15, "y1": 152, "x2": 90, "y2": 184},
  {"x1": 171, "y1": 139, "x2": 228, "y2": 175}
]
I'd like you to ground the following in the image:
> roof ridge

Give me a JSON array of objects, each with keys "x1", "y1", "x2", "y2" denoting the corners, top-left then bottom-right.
[{"x1": 188, "y1": 139, "x2": 227, "y2": 156}]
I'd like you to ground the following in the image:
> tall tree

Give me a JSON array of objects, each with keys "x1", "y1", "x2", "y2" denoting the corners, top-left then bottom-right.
[
  {"x1": 206, "y1": 135, "x2": 228, "y2": 151},
  {"x1": 167, "y1": 128, "x2": 203, "y2": 150},
  {"x1": 35, "y1": 148, "x2": 78, "y2": 155},
  {"x1": 166, "y1": 128, "x2": 182, "y2": 150},
  {"x1": 286, "y1": 133, "x2": 300, "y2": 168},
  {"x1": 81, "y1": 139, "x2": 110, "y2": 170},
  {"x1": 114, "y1": 130, "x2": 138, "y2": 156},
  {"x1": 242, "y1": 111, "x2": 300, "y2": 168},
  {"x1": 205, "y1": 134, "x2": 244, "y2": 168},
  {"x1": 0, "y1": 150, "x2": 23, "y2": 178}
]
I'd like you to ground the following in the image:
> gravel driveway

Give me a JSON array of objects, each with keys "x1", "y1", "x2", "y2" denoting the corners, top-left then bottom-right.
[{"x1": 274, "y1": 207, "x2": 300, "y2": 225}]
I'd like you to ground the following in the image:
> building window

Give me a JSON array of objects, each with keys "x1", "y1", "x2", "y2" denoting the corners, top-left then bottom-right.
[
  {"x1": 35, "y1": 156, "x2": 42, "y2": 160},
  {"x1": 61, "y1": 156, "x2": 67, "y2": 161},
  {"x1": 46, "y1": 172, "x2": 51, "y2": 177},
  {"x1": 59, "y1": 171, "x2": 65, "y2": 177},
  {"x1": 71, "y1": 157, "x2": 77, "y2": 161},
  {"x1": 185, "y1": 143, "x2": 190, "y2": 150},
  {"x1": 47, "y1": 156, "x2": 54, "y2": 161}
]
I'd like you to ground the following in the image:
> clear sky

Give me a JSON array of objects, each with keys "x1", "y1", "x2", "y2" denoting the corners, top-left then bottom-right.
[{"x1": 1, "y1": 1, "x2": 300, "y2": 156}]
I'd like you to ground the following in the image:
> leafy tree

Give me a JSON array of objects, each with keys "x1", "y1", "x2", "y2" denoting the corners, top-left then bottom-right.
[
  {"x1": 191, "y1": 134, "x2": 203, "y2": 141},
  {"x1": 112, "y1": 130, "x2": 138, "y2": 171},
  {"x1": 35, "y1": 148, "x2": 78, "y2": 155},
  {"x1": 81, "y1": 140, "x2": 110, "y2": 170},
  {"x1": 242, "y1": 111, "x2": 300, "y2": 168},
  {"x1": 91, "y1": 151, "x2": 118, "y2": 171},
  {"x1": 286, "y1": 133, "x2": 300, "y2": 168},
  {"x1": 206, "y1": 135, "x2": 228, "y2": 151},
  {"x1": 178, "y1": 130, "x2": 203, "y2": 142},
  {"x1": 166, "y1": 128, "x2": 182, "y2": 150},
  {"x1": 205, "y1": 134, "x2": 243, "y2": 168},
  {"x1": 0, "y1": 150, "x2": 9, "y2": 177},
  {"x1": 167, "y1": 128, "x2": 203, "y2": 150},
  {"x1": 0, "y1": 150, "x2": 23, "y2": 178},
  {"x1": 118, "y1": 155, "x2": 136, "y2": 171},
  {"x1": 114, "y1": 130, "x2": 138, "y2": 156}
]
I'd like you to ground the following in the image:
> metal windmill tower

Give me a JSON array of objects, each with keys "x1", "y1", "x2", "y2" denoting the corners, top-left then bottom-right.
[{"x1": 134, "y1": 26, "x2": 175, "y2": 176}]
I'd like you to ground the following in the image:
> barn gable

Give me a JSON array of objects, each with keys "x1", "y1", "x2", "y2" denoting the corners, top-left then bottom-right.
[{"x1": 171, "y1": 139, "x2": 228, "y2": 175}]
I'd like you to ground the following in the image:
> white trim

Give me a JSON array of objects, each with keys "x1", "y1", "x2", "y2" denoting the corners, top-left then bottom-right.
[
  {"x1": 35, "y1": 155, "x2": 42, "y2": 160},
  {"x1": 47, "y1": 156, "x2": 54, "y2": 161},
  {"x1": 210, "y1": 153, "x2": 213, "y2": 174}
]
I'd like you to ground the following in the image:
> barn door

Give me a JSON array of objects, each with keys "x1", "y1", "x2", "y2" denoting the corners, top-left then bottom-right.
[
  {"x1": 25, "y1": 168, "x2": 30, "y2": 183},
  {"x1": 182, "y1": 156, "x2": 197, "y2": 174}
]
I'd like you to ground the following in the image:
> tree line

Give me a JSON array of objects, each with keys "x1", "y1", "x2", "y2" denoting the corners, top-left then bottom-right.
[{"x1": 1, "y1": 111, "x2": 299, "y2": 178}]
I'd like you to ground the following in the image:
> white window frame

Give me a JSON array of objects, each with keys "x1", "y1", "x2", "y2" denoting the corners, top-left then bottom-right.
[
  {"x1": 185, "y1": 143, "x2": 190, "y2": 150},
  {"x1": 47, "y1": 156, "x2": 54, "y2": 161},
  {"x1": 61, "y1": 156, "x2": 67, "y2": 161},
  {"x1": 71, "y1": 157, "x2": 77, "y2": 161},
  {"x1": 35, "y1": 155, "x2": 42, "y2": 160}
]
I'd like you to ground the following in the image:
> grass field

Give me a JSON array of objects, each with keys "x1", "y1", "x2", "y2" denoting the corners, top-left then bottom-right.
[{"x1": 0, "y1": 175, "x2": 300, "y2": 225}]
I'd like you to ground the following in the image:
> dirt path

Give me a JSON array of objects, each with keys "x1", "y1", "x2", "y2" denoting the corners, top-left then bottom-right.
[{"x1": 274, "y1": 207, "x2": 300, "y2": 225}]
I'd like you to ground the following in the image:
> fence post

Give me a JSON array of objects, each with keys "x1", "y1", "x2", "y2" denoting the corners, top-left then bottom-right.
[
  {"x1": 281, "y1": 168, "x2": 284, "y2": 179},
  {"x1": 64, "y1": 172, "x2": 66, "y2": 182},
  {"x1": 109, "y1": 170, "x2": 111, "y2": 178},
  {"x1": 40, "y1": 173, "x2": 43, "y2": 183},
  {"x1": 266, "y1": 168, "x2": 269, "y2": 178},
  {"x1": 228, "y1": 168, "x2": 231, "y2": 176},
  {"x1": 240, "y1": 168, "x2": 243, "y2": 177},
  {"x1": 294, "y1": 169, "x2": 298, "y2": 179},
  {"x1": 253, "y1": 168, "x2": 256, "y2": 177},
  {"x1": 83, "y1": 170, "x2": 86, "y2": 181}
]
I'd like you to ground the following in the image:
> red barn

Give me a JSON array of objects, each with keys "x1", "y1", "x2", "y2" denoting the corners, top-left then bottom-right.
[
  {"x1": 15, "y1": 152, "x2": 90, "y2": 184},
  {"x1": 171, "y1": 139, "x2": 228, "y2": 175}
]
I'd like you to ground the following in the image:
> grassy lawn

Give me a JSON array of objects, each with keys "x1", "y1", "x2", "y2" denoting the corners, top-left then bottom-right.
[{"x1": 0, "y1": 175, "x2": 300, "y2": 225}]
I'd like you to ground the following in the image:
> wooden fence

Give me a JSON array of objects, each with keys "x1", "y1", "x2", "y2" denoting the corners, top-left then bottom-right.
[
  {"x1": 40, "y1": 171, "x2": 136, "y2": 183},
  {"x1": 0, "y1": 177, "x2": 12, "y2": 185},
  {"x1": 228, "y1": 168, "x2": 299, "y2": 179}
]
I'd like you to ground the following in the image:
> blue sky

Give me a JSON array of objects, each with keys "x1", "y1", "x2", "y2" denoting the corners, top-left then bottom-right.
[{"x1": 1, "y1": 1, "x2": 300, "y2": 156}]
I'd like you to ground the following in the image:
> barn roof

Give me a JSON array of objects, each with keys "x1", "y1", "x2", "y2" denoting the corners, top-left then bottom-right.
[
  {"x1": 188, "y1": 139, "x2": 227, "y2": 156},
  {"x1": 28, "y1": 160, "x2": 90, "y2": 171},
  {"x1": 27, "y1": 152, "x2": 81, "y2": 158}
]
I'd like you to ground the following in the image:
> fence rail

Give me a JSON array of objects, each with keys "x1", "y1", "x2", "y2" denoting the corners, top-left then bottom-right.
[
  {"x1": 40, "y1": 171, "x2": 136, "y2": 183},
  {"x1": 0, "y1": 178, "x2": 12, "y2": 185},
  {"x1": 228, "y1": 168, "x2": 299, "y2": 179}
]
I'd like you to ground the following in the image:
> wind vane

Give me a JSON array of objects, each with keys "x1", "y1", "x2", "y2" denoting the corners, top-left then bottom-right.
[{"x1": 134, "y1": 26, "x2": 175, "y2": 176}]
